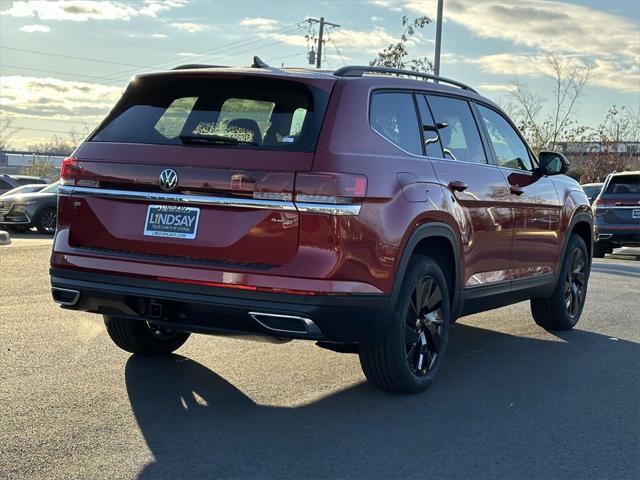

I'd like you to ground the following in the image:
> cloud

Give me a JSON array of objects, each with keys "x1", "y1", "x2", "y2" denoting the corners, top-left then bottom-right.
[
  {"x1": 240, "y1": 17, "x2": 279, "y2": 31},
  {"x1": 127, "y1": 32, "x2": 168, "y2": 38},
  {"x1": 177, "y1": 52, "x2": 205, "y2": 57},
  {"x1": 371, "y1": 0, "x2": 402, "y2": 12},
  {"x1": 1, "y1": 0, "x2": 186, "y2": 22},
  {"x1": 140, "y1": 0, "x2": 187, "y2": 17},
  {"x1": 466, "y1": 53, "x2": 639, "y2": 93},
  {"x1": 404, "y1": 0, "x2": 639, "y2": 92},
  {"x1": 19, "y1": 24, "x2": 51, "y2": 33},
  {"x1": 170, "y1": 22, "x2": 207, "y2": 33},
  {"x1": 370, "y1": 16, "x2": 383, "y2": 22},
  {"x1": 0, "y1": 76, "x2": 122, "y2": 119},
  {"x1": 476, "y1": 83, "x2": 516, "y2": 93}
]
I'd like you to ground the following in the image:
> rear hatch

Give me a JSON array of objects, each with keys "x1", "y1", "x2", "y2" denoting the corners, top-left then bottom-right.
[
  {"x1": 595, "y1": 173, "x2": 640, "y2": 225},
  {"x1": 63, "y1": 71, "x2": 334, "y2": 267}
]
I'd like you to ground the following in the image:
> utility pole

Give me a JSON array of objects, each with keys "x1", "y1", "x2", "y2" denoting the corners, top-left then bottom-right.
[
  {"x1": 307, "y1": 17, "x2": 340, "y2": 68},
  {"x1": 434, "y1": 0, "x2": 444, "y2": 76}
]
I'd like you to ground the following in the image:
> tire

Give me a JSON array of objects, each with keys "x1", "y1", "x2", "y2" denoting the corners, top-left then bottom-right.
[
  {"x1": 104, "y1": 315, "x2": 190, "y2": 355},
  {"x1": 592, "y1": 242, "x2": 606, "y2": 258},
  {"x1": 531, "y1": 234, "x2": 589, "y2": 331},
  {"x1": 7, "y1": 225, "x2": 28, "y2": 233},
  {"x1": 35, "y1": 207, "x2": 57, "y2": 234},
  {"x1": 359, "y1": 256, "x2": 451, "y2": 394}
]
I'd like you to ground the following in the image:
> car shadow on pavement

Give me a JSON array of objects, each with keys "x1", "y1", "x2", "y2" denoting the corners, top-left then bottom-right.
[{"x1": 125, "y1": 324, "x2": 639, "y2": 480}]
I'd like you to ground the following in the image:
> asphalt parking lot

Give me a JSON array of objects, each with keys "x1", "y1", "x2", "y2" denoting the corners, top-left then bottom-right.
[{"x1": 1, "y1": 234, "x2": 639, "y2": 479}]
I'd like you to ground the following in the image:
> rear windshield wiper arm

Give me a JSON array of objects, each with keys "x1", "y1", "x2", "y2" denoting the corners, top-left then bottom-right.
[{"x1": 179, "y1": 134, "x2": 257, "y2": 146}]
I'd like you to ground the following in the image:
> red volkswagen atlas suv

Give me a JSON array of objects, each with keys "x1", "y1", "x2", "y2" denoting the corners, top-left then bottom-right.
[{"x1": 50, "y1": 60, "x2": 593, "y2": 393}]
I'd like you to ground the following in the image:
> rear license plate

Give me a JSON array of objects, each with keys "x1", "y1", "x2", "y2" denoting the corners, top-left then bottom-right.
[
  {"x1": 633, "y1": 209, "x2": 640, "y2": 219},
  {"x1": 144, "y1": 205, "x2": 200, "y2": 239}
]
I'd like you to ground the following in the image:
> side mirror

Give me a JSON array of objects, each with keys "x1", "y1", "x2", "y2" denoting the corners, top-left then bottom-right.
[{"x1": 538, "y1": 151, "x2": 570, "y2": 176}]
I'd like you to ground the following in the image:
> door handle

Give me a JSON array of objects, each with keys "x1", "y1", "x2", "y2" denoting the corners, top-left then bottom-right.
[
  {"x1": 448, "y1": 180, "x2": 468, "y2": 192},
  {"x1": 510, "y1": 185, "x2": 525, "y2": 196}
]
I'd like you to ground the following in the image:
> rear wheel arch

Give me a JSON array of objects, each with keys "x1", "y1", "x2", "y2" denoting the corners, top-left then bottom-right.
[{"x1": 390, "y1": 222, "x2": 462, "y2": 321}]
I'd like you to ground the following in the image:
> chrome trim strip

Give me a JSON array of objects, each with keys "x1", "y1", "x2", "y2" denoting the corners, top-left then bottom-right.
[
  {"x1": 60, "y1": 185, "x2": 362, "y2": 216},
  {"x1": 61, "y1": 185, "x2": 296, "y2": 211},
  {"x1": 51, "y1": 287, "x2": 81, "y2": 307},
  {"x1": 295, "y1": 202, "x2": 361, "y2": 216},
  {"x1": 249, "y1": 312, "x2": 322, "y2": 336}
]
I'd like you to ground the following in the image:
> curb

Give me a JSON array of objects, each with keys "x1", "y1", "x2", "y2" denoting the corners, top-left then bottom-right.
[{"x1": 0, "y1": 230, "x2": 10, "y2": 246}]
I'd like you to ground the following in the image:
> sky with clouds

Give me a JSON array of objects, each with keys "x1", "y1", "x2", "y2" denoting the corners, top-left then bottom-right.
[{"x1": 0, "y1": 0, "x2": 638, "y2": 148}]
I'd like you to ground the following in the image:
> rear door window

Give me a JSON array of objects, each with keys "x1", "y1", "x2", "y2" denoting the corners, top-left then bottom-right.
[
  {"x1": 605, "y1": 175, "x2": 640, "y2": 194},
  {"x1": 425, "y1": 95, "x2": 487, "y2": 164},
  {"x1": 370, "y1": 92, "x2": 422, "y2": 155},
  {"x1": 477, "y1": 104, "x2": 533, "y2": 171},
  {"x1": 91, "y1": 76, "x2": 329, "y2": 152}
]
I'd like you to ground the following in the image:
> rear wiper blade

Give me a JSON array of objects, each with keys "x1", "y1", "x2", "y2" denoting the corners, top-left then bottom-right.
[{"x1": 179, "y1": 134, "x2": 257, "y2": 146}]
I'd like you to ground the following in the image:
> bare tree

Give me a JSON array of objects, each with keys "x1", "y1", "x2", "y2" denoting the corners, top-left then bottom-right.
[
  {"x1": 574, "y1": 106, "x2": 640, "y2": 183},
  {"x1": 508, "y1": 52, "x2": 591, "y2": 152},
  {"x1": 371, "y1": 16, "x2": 433, "y2": 73},
  {"x1": 0, "y1": 117, "x2": 20, "y2": 152}
]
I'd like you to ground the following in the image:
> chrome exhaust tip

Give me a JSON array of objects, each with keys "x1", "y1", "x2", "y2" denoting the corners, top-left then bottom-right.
[
  {"x1": 597, "y1": 233, "x2": 613, "y2": 240},
  {"x1": 249, "y1": 312, "x2": 322, "y2": 336},
  {"x1": 51, "y1": 287, "x2": 80, "y2": 306}
]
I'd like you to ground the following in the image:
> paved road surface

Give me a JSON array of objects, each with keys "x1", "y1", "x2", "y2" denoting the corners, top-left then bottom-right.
[{"x1": 1, "y1": 237, "x2": 639, "y2": 479}]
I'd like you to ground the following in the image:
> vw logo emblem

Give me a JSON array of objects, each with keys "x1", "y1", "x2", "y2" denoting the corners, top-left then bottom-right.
[{"x1": 159, "y1": 169, "x2": 178, "y2": 191}]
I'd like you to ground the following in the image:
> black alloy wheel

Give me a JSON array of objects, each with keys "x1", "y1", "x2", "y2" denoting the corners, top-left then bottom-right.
[
  {"x1": 565, "y1": 246, "x2": 587, "y2": 319},
  {"x1": 405, "y1": 275, "x2": 444, "y2": 376}
]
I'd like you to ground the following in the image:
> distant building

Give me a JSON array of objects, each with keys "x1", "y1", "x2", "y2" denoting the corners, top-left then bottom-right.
[
  {"x1": 0, "y1": 150, "x2": 65, "y2": 175},
  {"x1": 554, "y1": 141, "x2": 640, "y2": 170}
]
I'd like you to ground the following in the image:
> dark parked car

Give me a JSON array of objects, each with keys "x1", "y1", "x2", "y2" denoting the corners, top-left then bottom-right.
[
  {"x1": 581, "y1": 182, "x2": 603, "y2": 205},
  {"x1": 0, "y1": 181, "x2": 59, "y2": 234},
  {"x1": 592, "y1": 171, "x2": 640, "y2": 257},
  {"x1": 0, "y1": 174, "x2": 49, "y2": 195},
  {"x1": 50, "y1": 62, "x2": 593, "y2": 393}
]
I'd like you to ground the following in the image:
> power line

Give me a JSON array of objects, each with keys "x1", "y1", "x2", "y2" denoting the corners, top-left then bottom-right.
[
  {"x1": 0, "y1": 46, "x2": 145, "y2": 68},
  {"x1": 0, "y1": 63, "x2": 119, "y2": 81},
  {"x1": 87, "y1": 22, "x2": 304, "y2": 83},
  {"x1": 328, "y1": 38, "x2": 346, "y2": 66}
]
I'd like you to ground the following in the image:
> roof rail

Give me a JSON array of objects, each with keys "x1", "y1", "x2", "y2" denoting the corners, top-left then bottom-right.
[
  {"x1": 171, "y1": 64, "x2": 228, "y2": 70},
  {"x1": 333, "y1": 65, "x2": 477, "y2": 93}
]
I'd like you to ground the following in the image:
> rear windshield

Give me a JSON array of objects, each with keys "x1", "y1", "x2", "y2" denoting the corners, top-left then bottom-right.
[
  {"x1": 91, "y1": 75, "x2": 330, "y2": 152},
  {"x1": 605, "y1": 174, "x2": 640, "y2": 194}
]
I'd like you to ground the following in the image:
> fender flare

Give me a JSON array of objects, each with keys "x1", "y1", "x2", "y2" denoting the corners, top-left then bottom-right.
[
  {"x1": 554, "y1": 210, "x2": 593, "y2": 287},
  {"x1": 387, "y1": 222, "x2": 462, "y2": 322}
]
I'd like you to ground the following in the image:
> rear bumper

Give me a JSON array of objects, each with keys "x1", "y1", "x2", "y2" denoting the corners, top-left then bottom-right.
[
  {"x1": 594, "y1": 224, "x2": 640, "y2": 246},
  {"x1": 50, "y1": 268, "x2": 391, "y2": 343}
]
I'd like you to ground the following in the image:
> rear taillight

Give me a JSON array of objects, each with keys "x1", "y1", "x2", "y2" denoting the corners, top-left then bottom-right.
[
  {"x1": 593, "y1": 198, "x2": 614, "y2": 209},
  {"x1": 60, "y1": 157, "x2": 79, "y2": 186},
  {"x1": 294, "y1": 172, "x2": 367, "y2": 205}
]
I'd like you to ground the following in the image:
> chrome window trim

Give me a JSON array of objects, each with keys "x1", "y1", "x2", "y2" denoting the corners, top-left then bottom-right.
[{"x1": 60, "y1": 185, "x2": 361, "y2": 216}]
